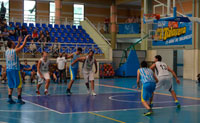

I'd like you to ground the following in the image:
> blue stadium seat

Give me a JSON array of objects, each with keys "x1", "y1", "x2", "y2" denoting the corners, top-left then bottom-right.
[
  {"x1": 64, "y1": 37, "x2": 69, "y2": 43},
  {"x1": 50, "y1": 28, "x2": 55, "y2": 32},
  {"x1": 42, "y1": 24, "x2": 47, "y2": 28},
  {"x1": 64, "y1": 32, "x2": 69, "y2": 37},
  {"x1": 50, "y1": 32, "x2": 55, "y2": 37},
  {"x1": 57, "y1": 37, "x2": 62, "y2": 42},
  {"x1": 54, "y1": 32, "x2": 59, "y2": 37},
  {"x1": 66, "y1": 37, "x2": 71, "y2": 43},
  {"x1": 58, "y1": 32, "x2": 62, "y2": 37},
  {"x1": 72, "y1": 25, "x2": 76, "y2": 29},
  {"x1": 54, "y1": 24, "x2": 59, "y2": 29},
  {"x1": 61, "y1": 37, "x2": 65, "y2": 43},
  {"x1": 9, "y1": 22, "x2": 15, "y2": 26},
  {"x1": 61, "y1": 28, "x2": 66, "y2": 32},
  {"x1": 78, "y1": 26, "x2": 83, "y2": 29},
  {"x1": 23, "y1": 23, "x2": 27, "y2": 27},
  {"x1": 48, "y1": 24, "x2": 53, "y2": 28},
  {"x1": 73, "y1": 37, "x2": 78, "y2": 43},
  {"x1": 61, "y1": 32, "x2": 65, "y2": 37},
  {"x1": 36, "y1": 23, "x2": 40, "y2": 28},
  {"x1": 29, "y1": 23, "x2": 34, "y2": 27},
  {"x1": 16, "y1": 22, "x2": 21, "y2": 27},
  {"x1": 60, "y1": 25, "x2": 65, "y2": 29},
  {"x1": 51, "y1": 37, "x2": 55, "y2": 42},
  {"x1": 66, "y1": 25, "x2": 71, "y2": 29}
]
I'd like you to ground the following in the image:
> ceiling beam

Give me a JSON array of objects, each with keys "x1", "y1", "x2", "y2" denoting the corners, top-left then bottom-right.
[{"x1": 116, "y1": 0, "x2": 139, "y2": 5}]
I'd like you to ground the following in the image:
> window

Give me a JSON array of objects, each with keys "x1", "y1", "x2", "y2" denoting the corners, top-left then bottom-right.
[
  {"x1": 0, "y1": 0, "x2": 9, "y2": 21},
  {"x1": 49, "y1": 2, "x2": 55, "y2": 24},
  {"x1": 73, "y1": 4, "x2": 84, "y2": 26},
  {"x1": 24, "y1": 0, "x2": 36, "y2": 24}
]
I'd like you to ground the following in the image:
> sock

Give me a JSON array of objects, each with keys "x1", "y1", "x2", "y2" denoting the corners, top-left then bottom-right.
[
  {"x1": 45, "y1": 89, "x2": 48, "y2": 92},
  {"x1": 85, "y1": 83, "x2": 90, "y2": 89},
  {"x1": 18, "y1": 95, "x2": 22, "y2": 100},
  {"x1": 67, "y1": 88, "x2": 70, "y2": 92},
  {"x1": 8, "y1": 95, "x2": 12, "y2": 99},
  {"x1": 175, "y1": 100, "x2": 179, "y2": 103}
]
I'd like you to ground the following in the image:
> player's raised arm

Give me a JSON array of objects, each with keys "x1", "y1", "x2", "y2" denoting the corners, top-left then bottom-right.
[
  {"x1": 71, "y1": 57, "x2": 86, "y2": 66},
  {"x1": 15, "y1": 35, "x2": 30, "y2": 53},
  {"x1": 136, "y1": 70, "x2": 140, "y2": 88},
  {"x1": 150, "y1": 63, "x2": 156, "y2": 70},
  {"x1": 66, "y1": 53, "x2": 74, "y2": 59},
  {"x1": 15, "y1": 36, "x2": 23, "y2": 48},
  {"x1": 167, "y1": 66, "x2": 180, "y2": 84},
  {"x1": 94, "y1": 59, "x2": 97, "y2": 74}
]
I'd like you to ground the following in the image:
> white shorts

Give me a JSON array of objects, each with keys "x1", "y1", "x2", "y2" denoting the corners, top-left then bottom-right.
[
  {"x1": 37, "y1": 72, "x2": 50, "y2": 85},
  {"x1": 156, "y1": 75, "x2": 173, "y2": 91},
  {"x1": 83, "y1": 70, "x2": 94, "y2": 83}
]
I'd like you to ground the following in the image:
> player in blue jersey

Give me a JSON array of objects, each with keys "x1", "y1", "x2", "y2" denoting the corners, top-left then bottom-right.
[
  {"x1": 137, "y1": 61, "x2": 158, "y2": 116},
  {"x1": 66, "y1": 47, "x2": 82, "y2": 95},
  {"x1": 5, "y1": 35, "x2": 30, "y2": 104}
]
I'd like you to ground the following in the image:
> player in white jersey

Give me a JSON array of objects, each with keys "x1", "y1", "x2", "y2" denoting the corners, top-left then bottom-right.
[
  {"x1": 36, "y1": 52, "x2": 51, "y2": 95},
  {"x1": 150, "y1": 55, "x2": 181, "y2": 108},
  {"x1": 71, "y1": 50, "x2": 97, "y2": 96}
]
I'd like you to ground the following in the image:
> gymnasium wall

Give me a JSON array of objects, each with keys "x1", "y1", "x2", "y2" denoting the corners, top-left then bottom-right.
[{"x1": 9, "y1": 0, "x2": 23, "y2": 22}]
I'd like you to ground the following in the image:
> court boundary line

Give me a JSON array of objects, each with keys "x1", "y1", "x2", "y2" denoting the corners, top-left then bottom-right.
[
  {"x1": 97, "y1": 84, "x2": 200, "y2": 100},
  {"x1": 58, "y1": 104, "x2": 200, "y2": 115},
  {"x1": 13, "y1": 96, "x2": 64, "y2": 114},
  {"x1": 88, "y1": 112, "x2": 126, "y2": 123}
]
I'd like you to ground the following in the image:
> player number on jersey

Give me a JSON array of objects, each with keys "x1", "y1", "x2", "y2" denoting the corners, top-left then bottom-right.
[{"x1": 160, "y1": 65, "x2": 167, "y2": 70}]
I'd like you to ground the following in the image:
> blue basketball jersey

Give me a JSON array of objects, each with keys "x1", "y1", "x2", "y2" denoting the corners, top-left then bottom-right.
[
  {"x1": 139, "y1": 68, "x2": 155, "y2": 84},
  {"x1": 70, "y1": 53, "x2": 80, "y2": 69},
  {"x1": 5, "y1": 49, "x2": 19, "y2": 70}
]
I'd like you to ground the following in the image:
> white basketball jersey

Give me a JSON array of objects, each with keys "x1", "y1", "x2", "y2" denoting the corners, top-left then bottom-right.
[
  {"x1": 39, "y1": 58, "x2": 50, "y2": 73},
  {"x1": 155, "y1": 61, "x2": 170, "y2": 77}
]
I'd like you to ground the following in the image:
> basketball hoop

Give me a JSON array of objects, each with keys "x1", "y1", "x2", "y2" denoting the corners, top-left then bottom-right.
[{"x1": 144, "y1": 14, "x2": 160, "y2": 20}]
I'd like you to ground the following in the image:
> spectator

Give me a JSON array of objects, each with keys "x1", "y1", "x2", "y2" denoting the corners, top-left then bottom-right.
[
  {"x1": 2, "y1": 28, "x2": 9, "y2": 41},
  {"x1": 126, "y1": 17, "x2": 133, "y2": 23},
  {"x1": 39, "y1": 30, "x2": 44, "y2": 38},
  {"x1": 51, "y1": 37, "x2": 60, "y2": 57},
  {"x1": 45, "y1": 30, "x2": 51, "y2": 42},
  {"x1": 15, "y1": 24, "x2": 21, "y2": 38},
  {"x1": 104, "y1": 17, "x2": 110, "y2": 33},
  {"x1": 29, "y1": 39, "x2": 37, "y2": 57},
  {"x1": 56, "y1": 53, "x2": 67, "y2": 84},
  {"x1": 21, "y1": 25, "x2": 28, "y2": 37},
  {"x1": 0, "y1": 2, "x2": 6, "y2": 20},
  {"x1": 38, "y1": 34, "x2": 46, "y2": 51},
  {"x1": 0, "y1": 65, "x2": 7, "y2": 84},
  {"x1": 31, "y1": 61, "x2": 38, "y2": 83},
  {"x1": 23, "y1": 60, "x2": 32, "y2": 82},
  {"x1": 50, "y1": 69, "x2": 59, "y2": 83},
  {"x1": 32, "y1": 29, "x2": 38, "y2": 42},
  {"x1": 7, "y1": 23, "x2": 15, "y2": 36}
]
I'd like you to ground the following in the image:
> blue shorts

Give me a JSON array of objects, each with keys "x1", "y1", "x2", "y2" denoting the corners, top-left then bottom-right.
[
  {"x1": 25, "y1": 71, "x2": 31, "y2": 76},
  {"x1": 6, "y1": 70, "x2": 23, "y2": 89},
  {"x1": 69, "y1": 66, "x2": 78, "y2": 81},
  {"x1": 141, "y1": 82, "x2": 156, "y2": 102}
]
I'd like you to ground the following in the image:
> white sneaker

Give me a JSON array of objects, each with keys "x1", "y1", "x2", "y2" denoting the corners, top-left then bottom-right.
[
  {"x1": 87, "y1": 89, "x2": 91, "y2": 94},
  {"x1": 91, "y1": 91, "x2": 96, "y2": 96}
]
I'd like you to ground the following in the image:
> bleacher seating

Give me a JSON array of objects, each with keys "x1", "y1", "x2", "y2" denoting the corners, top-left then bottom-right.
[{"x1": 9, "y1": 22, "x2": 103, "y2": 55}]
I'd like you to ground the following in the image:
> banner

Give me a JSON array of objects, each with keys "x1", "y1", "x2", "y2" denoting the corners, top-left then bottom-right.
[
  {"x1": 152, "y1": 20, "x2": 192, "y2": 46},
  {"x1": 118, "y1": 23, "x2": 140, "y2": 34}
]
